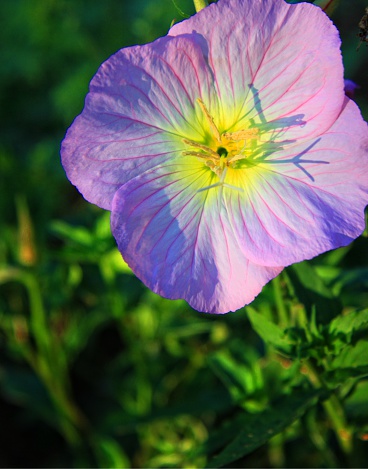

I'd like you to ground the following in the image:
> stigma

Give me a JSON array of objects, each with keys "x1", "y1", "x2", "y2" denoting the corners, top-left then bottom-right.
[{"x1": 182, "y1": 98, "x2": 259, "y2": 193}]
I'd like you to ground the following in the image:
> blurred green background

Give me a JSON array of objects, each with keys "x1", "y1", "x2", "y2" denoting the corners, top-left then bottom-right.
[{"x1": 1, "y1": 0, "x2": 368, "y2": 467}]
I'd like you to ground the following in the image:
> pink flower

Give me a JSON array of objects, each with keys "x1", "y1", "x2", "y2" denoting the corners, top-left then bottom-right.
[{"x1": 61, "y1": 0, "x2": 368, "y2": 313}]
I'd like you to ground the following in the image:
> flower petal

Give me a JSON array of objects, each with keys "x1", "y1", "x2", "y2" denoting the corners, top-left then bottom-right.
[
  {"x1": 226, "y1": 98, "x2": 368, "y2": 267},
  {"x1": 111, "y1": 160, "x2": 283, "y2": 313},
  {"x1": 61, "y1": 34, "x2": 219, "y2": 210},
  {"x1": 170, "y1": 0, "x2": 344, "y2": 140}
]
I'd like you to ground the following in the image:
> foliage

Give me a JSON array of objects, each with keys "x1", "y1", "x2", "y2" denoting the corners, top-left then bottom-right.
[{"x1": 0, "y1": 0, "x2": 368, "y2": 467}]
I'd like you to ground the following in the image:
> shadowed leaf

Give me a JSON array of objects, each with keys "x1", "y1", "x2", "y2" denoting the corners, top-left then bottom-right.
[
  {"x1": 208, "y1": 389, "x2": 323, "y2": 468},
  {"x1": 286, "y1": 262, "x2": 342, "y2": 323}
]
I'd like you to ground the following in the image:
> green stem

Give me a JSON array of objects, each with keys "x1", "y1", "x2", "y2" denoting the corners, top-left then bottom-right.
[
  {"x1": 23, "y1": 273, "x2": 51, "y2": 357},
  {"x1": 323, "y1": 394, "x2": 352, "y2": 455},
  {"x1": 193, "y1": 0, "x2": 208, "y2": 12},
  {"x1": 44, "y1": 376, "x2": 88, "y2": 445},
  {"x1": 0, "y1": 267, "x2": 87, "y2": 448},
  {"x1": 305, "y1": 408, "x2": 338, "y2": 467},
  {"x1": 23, "y1": 274, "x2": 88, "y2": 443},
  {"x1": 268, "y1": 433, "x2": 285, "y2": 468},
  {"x1": 272, "y1": 274, "x2": 289, "y2": 327},
  {"x1": 304, "y1": 360, "x2": 352, "y2": 456}
]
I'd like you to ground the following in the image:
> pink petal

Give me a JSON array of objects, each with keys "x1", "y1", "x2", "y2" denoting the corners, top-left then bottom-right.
[
  {"x1": 170, "y1": 0, "x2": 344, "y2": 141},
  {"x1": 111, "y1": 160, "x2": 283, "y2": 313},
  {"x1": 227, "y1": 98, "x2": 368, "y2": 267},
  {"x1": 61, "y1": 0, "x2": 368, "y2": 314},
  {"x1": 61, "y1": 34, "x2": 219, "y2": 210}
]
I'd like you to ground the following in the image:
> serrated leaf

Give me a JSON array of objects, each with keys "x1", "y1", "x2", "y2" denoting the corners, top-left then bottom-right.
[
  {"x1": 247, "y1": 307, "x2": 291, "y2": 352},
  {"x1": 331, "y1": 340, "x2": 368, "y2": 369},
  {"x1": 329, "y1": 309, "x2": 368, "y2": 337},
  {"x1": 208, "y1": 389, "x2": 322, "y2": 468},
  {"x1": 323, "y1": 366, "x2": 368, "y2": 387}
]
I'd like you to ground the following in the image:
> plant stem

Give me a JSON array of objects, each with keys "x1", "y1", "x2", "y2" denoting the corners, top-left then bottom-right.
[
  {"x1": 272, "y1": 274, "x2": 289, "y2": 327},
  {"x1": 268, "y1": 432, "x2": 285, "y2": 468},
  {"x1": 0, "y1": 267, "x2": 88, "y2": 448},
  {"x1": 323, "y1": 394, "x2": 352, "y2": 455},
  {"x1": 193, "y1": 0, "x2": 208, "y2": 12},
  {"x1": 304, "y1": 360, "x2": 353, "y2": 456}
]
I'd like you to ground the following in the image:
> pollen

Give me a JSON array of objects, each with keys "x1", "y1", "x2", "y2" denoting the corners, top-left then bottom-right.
[{"x1": 182, "y1": 98, "x2": 260, "y2": 193}]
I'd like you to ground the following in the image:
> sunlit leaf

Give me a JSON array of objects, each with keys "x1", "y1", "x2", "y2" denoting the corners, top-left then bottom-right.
[
  {"x1": 50, "y1": 220, "x2": 94, "y2": 247},
  {"x1": 329, "y1": 309, "x2": 368, "y2": 337},
  {"x1": 247, "y1": 307, "x2": 291, "y2": 353},
  {"x1": 331, "y1": 340, "x2": 368, "y2": 369},
  {"x1": 93, "y1": 436, "x2": 130, "y2": 469}
]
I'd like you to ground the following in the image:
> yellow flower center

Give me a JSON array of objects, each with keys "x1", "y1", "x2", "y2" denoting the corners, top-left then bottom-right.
[{"x1": 183, "y1": 99, "x2": 259, "y2": 193}]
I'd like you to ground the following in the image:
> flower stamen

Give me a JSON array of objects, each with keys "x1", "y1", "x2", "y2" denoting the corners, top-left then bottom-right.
[
  {"x1": 181, "y1": 99, "x2": 261, "y2": 195},
  {"x1": 197, "y1": 98, "x2": 221, "y2": 143},
  {"x1": 223, "y1": 129, "x2": 259, "y2": 140},
  {"x1": 182, "y1": 138, "x2": 219, "y2": 159}
]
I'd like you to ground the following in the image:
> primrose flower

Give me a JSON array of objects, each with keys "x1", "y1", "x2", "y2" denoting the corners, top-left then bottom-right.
[{"x1": 61, "y1": 0, "x2": 368, "y2": 314}]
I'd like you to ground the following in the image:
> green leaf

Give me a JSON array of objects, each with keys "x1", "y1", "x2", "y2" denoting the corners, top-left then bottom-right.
[
  {"x1": 324, "y1": 367, "x2": 368, "y2": 387},
  {"x1": 208, "y1": 347, "x2": 263, "y2": 402},
  {"x1": 329, "y1": 309, "x2": 368, "y2": 338},
  {"x1": 50, "y1": 220, "x2": 94, "y2": 247},
  {"x1": 247, "y1": 307, "x2": 291, "y2": 353},
  {"x1": 285, "y1": 262, "x2": 342, "y2": 323},
  {"x1": 345, "y1": 380, "x2": 368, "y2": 420},
  {"x1": 313, "y1": 0, "x2": 340, "y2": 14},
  {"x1": 324, "y1": 268, "x2": 368, "y2": 296},
  {"x1": 93, "y1": 436, "x2": 130, "y2": 469},
  {"x1": 94, "y1": 211, "x2": 113, "y2": 239},
  {"x1": 285, "y1": 0, "x2": 340, "y2": 14},
  {"x1": 208, "y1": 389, "x2": 322, "y2": 468},
  {"x1": 103, "y1": 389, "x2": 234, "y2": 434},
  {"x1": 0, "y1": 368, "x2": 56, "y2": 427},
  {"x1": 99, "y1": 248, "x2": 133, "y2": 283},
  {"x1": 286, "y1": 0, "x2": 315, "y2": 4},
  {"x1": 192, "y1": 411, "x2": 259, "y2": 460},
  {"x1": 330, "y1": 340, "x2": 368, "y2": 369},
  {"x1": 320, "y1": 245, "x2": 350, "y2": 267}
]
